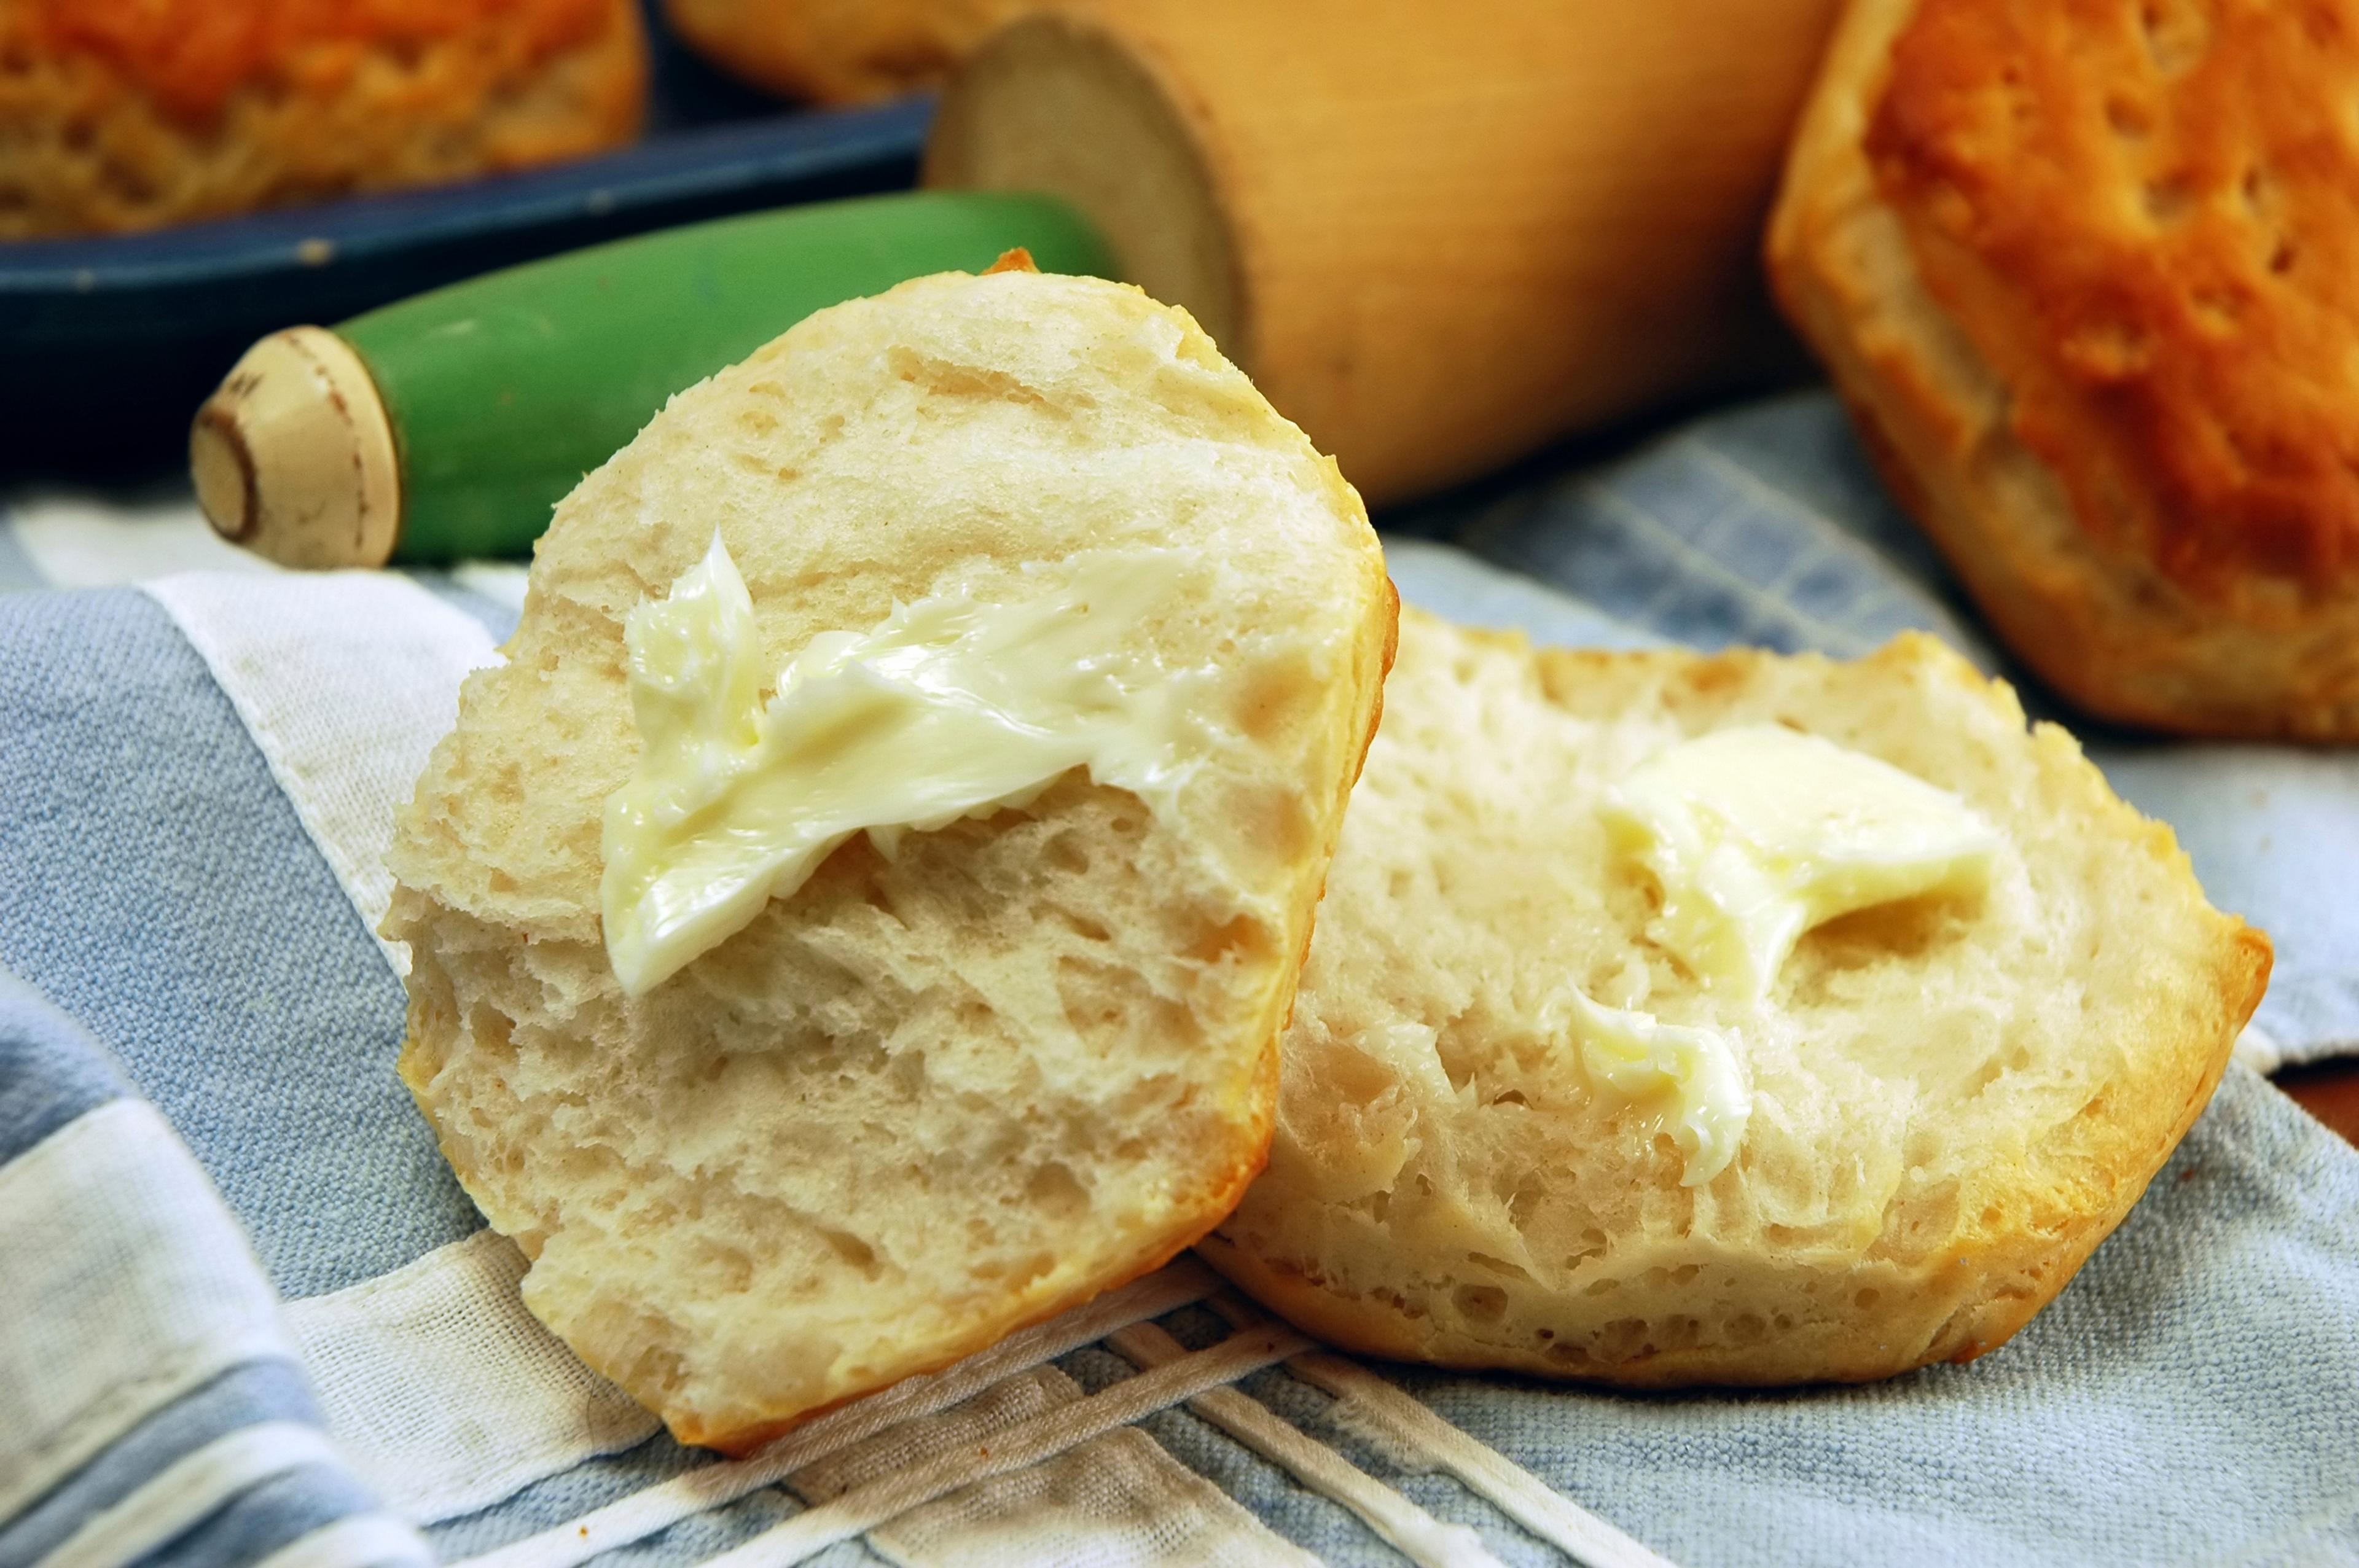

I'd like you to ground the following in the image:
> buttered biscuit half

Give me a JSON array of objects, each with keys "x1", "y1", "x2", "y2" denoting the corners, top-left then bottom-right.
[
  {"x1": 1202, "y1": 609, "x2": 2267, "y2": 1387},
  {"x1": 385, "y1": 262, "x2": 1395, "y2": 1451}
]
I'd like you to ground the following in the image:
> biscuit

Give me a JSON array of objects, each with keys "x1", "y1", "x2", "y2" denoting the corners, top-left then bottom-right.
[
  {"x1": 383, "y1": 265, "x2": 1394, "y2": 1449},
  {"x1": 1200, "y1": 610, "x2": 2267, "y2": 1386},
  {"x1": 0, "y1": 0, "x2": 644, "y2": 237},
  {"x1": 1769, "y1": 0, "x2": 2359, "y2": 739},
  {"x1": 663, "y1": 0, "x2": 1039, "y2": 104}
]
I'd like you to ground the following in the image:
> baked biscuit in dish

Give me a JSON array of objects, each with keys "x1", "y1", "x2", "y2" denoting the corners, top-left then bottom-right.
[
  {"x1": 1769, "y1": 0, "x2": 2359, "y2": 738},
  {"x1": 1200, "y1": 609, "x2": 2268, "y2": 1387},
  {"x1": 664, "y1": 0, "x2": 1040, "y2": 105},
  {"x1": 384, "y1": 264, "x2": 1395, "y2": 1450},
  {"x1": 0, "y1": 0, "x2": 644, "y2": 237}
]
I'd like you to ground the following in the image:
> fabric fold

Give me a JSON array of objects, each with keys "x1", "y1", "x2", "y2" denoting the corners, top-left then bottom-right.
[{"x1": 0, "y1": 970, "x2": 429, "y2": 1568}]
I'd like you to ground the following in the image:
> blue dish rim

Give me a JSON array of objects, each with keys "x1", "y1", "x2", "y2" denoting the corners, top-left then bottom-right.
[{"x1": 0, "y1": 95, "x2": 932, "y2": 303}]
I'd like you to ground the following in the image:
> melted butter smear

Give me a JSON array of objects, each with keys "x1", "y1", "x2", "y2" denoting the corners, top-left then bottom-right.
[
  {"x1": 1559, "y1": 725, "x2": 2003, "y2": 1185},
  {"x1": 601, "y1": 534, "x2": 1213, "y2": 996},
  {"x1": 1548, "y1": 989, "x2": 1751, "y2": 1187},
  {"x1": 1604, "y1": 725, "x2": 2001, "y2": 1002}
]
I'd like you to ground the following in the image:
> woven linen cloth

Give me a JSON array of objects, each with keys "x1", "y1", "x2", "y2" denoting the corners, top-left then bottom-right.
[{"x1": 0, "y1": 387, "x2": 2353, "y2": 1568}]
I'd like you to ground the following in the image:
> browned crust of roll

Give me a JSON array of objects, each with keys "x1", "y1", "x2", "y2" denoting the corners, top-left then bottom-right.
[
  {"x1": 662, "y1": 0, "x2": 1029, "y2": 105},
  {"x1": 1768, "y1": 0, "x2": 2359, "y2": 738},
  {"x1": 0, "y1": 0, "x2": 645, "y2": 238}
]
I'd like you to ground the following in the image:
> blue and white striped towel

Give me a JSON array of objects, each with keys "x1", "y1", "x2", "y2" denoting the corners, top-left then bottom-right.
[{"x1": 1, "y1": 388, "x2": 2354, "y2": 1568}]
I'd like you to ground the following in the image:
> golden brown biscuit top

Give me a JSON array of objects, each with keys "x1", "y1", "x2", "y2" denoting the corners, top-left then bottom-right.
[
  {"x1": 7, "y1": 0, "x2": 612, "y2": 122},
  {"x1": 1869, "y1": 0, "x2": 2359, "y2": 599}
]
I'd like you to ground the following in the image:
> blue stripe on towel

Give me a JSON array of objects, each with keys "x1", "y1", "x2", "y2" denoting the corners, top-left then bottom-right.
[
  {"x1": 1458, "y1": 390, "x2": 1996, "y2": 665},
  {"x1": 1678, "y1": 390, "x2": 1973, "y2": 604},
  {"x1": 0, "y1": 1362, "x2": 322, "y2": 1566},
  {"x1": 0, "y1": 965, "x2": 129, "y2": 1162},
  {"x1": 1381, "y1": 539, "x2": 1659, "y2": 653},
  {"x1": 0, "y1": 978, "x2": 416, "y2": 1568},
  {"x1": 0, "y1": 587, "x2": 480, "y2": 1299},
  {"x1": 2086, "y1": 741, "x2": 2359, "y2": 1055},
  {"x1": 124, "y1": 1465, "x2": 393, "y2": 1568}
]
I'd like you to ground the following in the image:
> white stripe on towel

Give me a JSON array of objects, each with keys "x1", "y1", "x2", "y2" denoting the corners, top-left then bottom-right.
[
  {"x1": 9, "y1": 497, "x2": 278, "y2": 589},
  {"x1": 249, "y1": 1513, "x2": 437, "y2": 1568},
  {"x1": 1103, "y1": 1321, "x2": 1501, "y2": 1568},
  {"x1": 0, "y1": 1099, "x2": 293, "y2": 1524},
  {"x1": 791, "y1": 1365, "x2": 1316, "y2": 1568},
  {"x1": 696, "y1": 1325, "x2": 1313, "y2": 1568},
  {"x1": 1187, "y1": 1293, "x2": 1681, "y2": 1568},
  {"x1": 2232, "y1": 1023, "x2": 2283, "y2": 1075},
  {"x1": 461, "y1": 1261, "x2": 1226, "y2": 1568},
  {"x1": 1285, "y1": 1352, "x2": 1680, "y2": 1568},
  {"x1": 284, "y1": 1230, "x2": 660, "y2": 1526},
  {"x1": 141, "y1": 571, "x2": 498, "y2": 973}
]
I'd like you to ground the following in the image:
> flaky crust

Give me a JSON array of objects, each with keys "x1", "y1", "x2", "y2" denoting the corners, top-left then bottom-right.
[
  {"x1": 1203, "y1": 615, "x2": 2269, "y2": 1387},
  {"x1": 1768, "y1": 0, "x2": 2359, "y2": 738},
  {"x1": 0, "y1": 0, "x2": 644, "y2": 237},
  {"x1": 663, "y1": 0, "x2": 1039, "y2": 104}
]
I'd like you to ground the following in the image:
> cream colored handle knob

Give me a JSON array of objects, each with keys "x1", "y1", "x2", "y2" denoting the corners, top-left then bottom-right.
[{"x1": 190, "y1": 326, "x2": 402, "y2": 569}]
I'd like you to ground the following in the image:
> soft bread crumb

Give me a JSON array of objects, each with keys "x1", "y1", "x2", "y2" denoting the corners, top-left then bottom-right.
[
  {"x1": 385, "y1": 267, "x2": 1393, "y2": 1449},
  {"x1": 1201, "y1": 609, "x2": 2269, "y2": 1386}
]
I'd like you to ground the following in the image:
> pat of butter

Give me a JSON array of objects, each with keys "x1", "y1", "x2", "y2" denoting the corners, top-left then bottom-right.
[
  {"x1": 1547, "y1": 988, "x2": 1750, "y2": 1186},
  {"x1": 601, "y1": 534, "x2": 1211, "y2": 996},
  {"x1": 1602, "y1": 725, "x2": 2001, "y2": 999}
]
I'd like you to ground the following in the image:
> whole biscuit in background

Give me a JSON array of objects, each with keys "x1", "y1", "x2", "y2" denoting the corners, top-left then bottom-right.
[
  {"x1": 1202, "y1": 609, "x2": 2268, "y2": 1386},
  {"x1": 383, "y1": 263, "x2": 1395, "y2": 1451},
  {"x1": 0, "y1": 0, "x2": 646, "y2": 238},
  {"x1": 1771, "y1": 0, "x2": 2359, "y2": 739}
]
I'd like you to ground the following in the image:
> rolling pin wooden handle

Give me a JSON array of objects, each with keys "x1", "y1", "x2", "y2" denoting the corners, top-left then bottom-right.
[
  {"x1": 191, "y1": 327, "x2": 402, "y2": 569},
  {"x1": 189, "y1": 192, "x2": 1117, "y2": 569},
  {"x1": 927, "y1": 0, "x2": 1842, "y2": 507}
]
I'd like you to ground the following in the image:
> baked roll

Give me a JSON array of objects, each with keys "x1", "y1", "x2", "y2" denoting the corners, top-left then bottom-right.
[
  {"x1": 384, "y1": 263, "x2": 1395, "y2": 1450},
  {"x1": 1201, "y1": 610, "x2": 2268, "y2": 1386},
  {"x1": 0, "y1": 0, "x2": 645, "y2": 238},
  {"x1": 1769, "y1": 0, "x2": 2359, "y2": 738},
  {"x1": 663, "y1": 0, "x2": 1041, "y2": 104}
]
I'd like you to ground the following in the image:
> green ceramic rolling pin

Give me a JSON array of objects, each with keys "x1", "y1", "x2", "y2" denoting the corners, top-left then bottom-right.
[{"x1": 189, "y1": 191, "x2": 1114, "y2": 568}]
